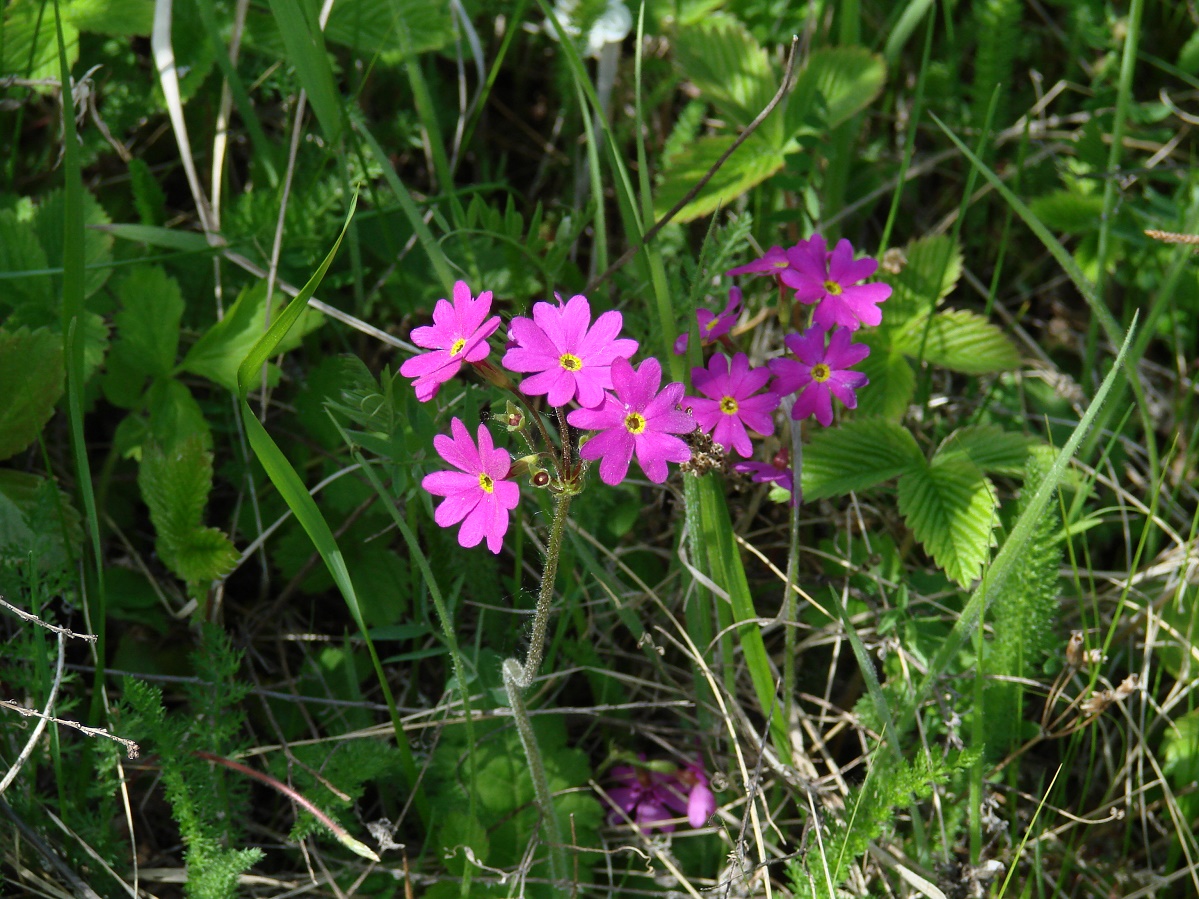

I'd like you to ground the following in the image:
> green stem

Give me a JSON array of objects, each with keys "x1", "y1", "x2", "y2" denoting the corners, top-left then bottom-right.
[{"x1": 519, "y1": 491, "x2": 572, "y2": 685}]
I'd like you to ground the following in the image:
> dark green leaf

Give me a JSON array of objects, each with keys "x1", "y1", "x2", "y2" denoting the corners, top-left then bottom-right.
[
  {"x1": 802, "y1": 418, "x2": 924, "y2": 501},
  {"x1": 114, "y1": 266, "x2": 184, "y2": 379},
  {"x1": 0, "y1": 327, "x2": 64, "y2": 461},
  {"x1": 935, "y1": 424, "x2": 1035, "y2": 475}
]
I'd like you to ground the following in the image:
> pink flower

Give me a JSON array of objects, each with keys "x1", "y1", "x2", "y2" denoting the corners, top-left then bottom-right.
[
  {"x1": 566, "y1": 356, "x2": 693, "y2": 486},
  {"x1": 779, "y1": 235, "x2": 890, "y2": 331},
  {"x1": 606, "y1": 758, "x2": 716, "y2": 832},
  {"x1": 687, "y1": 353, "x2": 779, "y2": 458},
  {"x1": 769, "y1": 326, "x2": 869, "y2": 427},
  {"x1": 726, "y1": 245, "x2": 791, "y2": 278},
  {"x1": 502, "y1": 294, "x2": 638, "y2": 408},
  {"x1": 673, "y1": 287, "x2": 743, "y2": 354},
  {"x1": 734, "y1": 447, "x2": 796, "y2": 504},
  {"x1": 399, "y1": 281, "x2": 502, "y2": 401},
  {"x1": 421, "y1": 418, "x2": 520, "y2": 554}
]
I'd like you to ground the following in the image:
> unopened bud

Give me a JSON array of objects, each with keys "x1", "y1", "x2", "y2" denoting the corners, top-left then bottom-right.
[
  {"x1": 472, "y1": 359, "x2": 513, "y2": 390},
  {"x1": 531, "y1": 469, "x2": 551, "y2": 488},
  {"x1": 504, "y1": 401, "x2": 525, "y2": 432}
]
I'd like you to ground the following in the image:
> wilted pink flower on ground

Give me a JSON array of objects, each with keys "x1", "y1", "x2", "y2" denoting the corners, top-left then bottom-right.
[
  {"x1": 673, "y1": 287, "x2": 743, "y2": 354},
  {"x1": 399, "y1": 281, "x2": 502, "y2": 401},
  {"x1": 502, "y1": 294, "x2": 638, "y2": 408},
  {"x1": 421, "y1": 418, "x2": 520, "y2": 554},
  {"x1": 726, "y1": 245, "x2": 791, "y2": 278},
  {"x1": 769, "y1": 326, "x2": 869, "y2": 427},
  {"x1": 780, "y1": 235, "x2": 890, "y2": 331},
  {"x1": 606, "y1": 757, "x2": 716, "y2": 831},
  {"x1": 687, "y1": 353, "x2": 779, "y2": 458},
  {"x1": 567, "y1": 356, "x2": 692, "y2": 485}
]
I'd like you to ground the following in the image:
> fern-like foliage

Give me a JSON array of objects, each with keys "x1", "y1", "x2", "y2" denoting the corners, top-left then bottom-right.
[
  {"x1": 971, "y1": 0, "x2": 1022, "y2": 128},
  {"x1": 982, "y1": 453, "x2": 1063, "y2": 754},
  {"x1": 122, "y1": 627, "x2": 260, "y2": 899},
  {"x1": 788, "y1": 750, "x2": 976, "y2": 899}
]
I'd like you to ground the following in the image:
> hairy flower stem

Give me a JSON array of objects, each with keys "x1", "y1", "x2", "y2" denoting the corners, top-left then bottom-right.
[
  {"x1": 782, "y1": 403, "x2": 804, "y2": 732},
  {"x1": 501, "y1": 489, "x2": 573, "y2": 887}
]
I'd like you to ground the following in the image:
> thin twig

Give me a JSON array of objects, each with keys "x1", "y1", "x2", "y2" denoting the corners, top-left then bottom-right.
[
  {"x1": 0, "y1": 597, "x2": 97, "y2": 642},
  {"x1": 0, "y1": 633, "x2": 66, "y2": 794},
  {"x1": 0, "y1": 694, "x2": 140, "y2": 760},
  {"x1": 586, "y1": 35, "x2": 801, "y2": 292}
]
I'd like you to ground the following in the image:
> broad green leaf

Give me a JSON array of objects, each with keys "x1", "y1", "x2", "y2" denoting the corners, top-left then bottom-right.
[
  {"x1": 325, "y1": 0, "x2": 454, "y2": 58},
  {"x1": 0, "y1": 327, "x2": 64, "y2": 461},
  {"x1": 785, "y1": 46, "x2": 886, "y2": 136},
  {"x1": 802, "y1": 418, "x2": 924, "y2": 501},
  {"x1": 1028, "y1": 190, "x2": 1105, "y2": 234},
  {"x1": 653, "y1": 134, "x2": 786, "y2": 223},
  {"x1": 880, "y1": 234, "x2": 963, "y2": 322},
  {"x1": 113, "y1": 266, "x2": 184, "y2": 379},
  {"x1": 266, "y1": 0, "x2": 343, "y2": 143},
  {"x1": 855, "y1": 331, "x2": 915, "y2": 421},
  {"x1": 147, "y1": 378, "x2": 211, "y2": 452},
  {"x1": 2, "y1": 2, "x2": 80, "y2": 84},
  {"x1": 67, "y1": 0, "x2": 153, "y2": 35},
  {"x1": 673, "y1": 14, "x2": 776, "y2": 128},
  {"x1": 181, "y1": 283, "x2": 323, "y2": 390},
  {"x1": 138, "y1": 436, "x2": 235, "y2": 584},
  {"x1": 0, "y1": 210, "x2": 53, "y2": 311},
  {"x1": 934, "y1": 424, "x2": 1036, "y2": 476},
  {"x1": 32, "y1": 186, "x2": 114, "y2": 299},
  {"x1": 897, "y1": 456, "x2": 997, "y2": 587},
  {"x1": 894, "y1": 309, "x2": 1021, "y2": 373},
  {"x1": 0, "y1": 470, "x2": 82, "y2": 574}
]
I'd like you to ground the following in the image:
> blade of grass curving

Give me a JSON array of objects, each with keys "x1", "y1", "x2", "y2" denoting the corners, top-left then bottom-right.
[
  {"x1": 928, "y1": 111, "x2": 1156, "y2": 474},
  {"x1": 235, "y1": 195, "x2": 428, "y2": 822},
  {"x1": 904, "y1": 314, "x2": 1138, "y2": 731},
  {"x1": 348, "y1": 448, "x2": 477, "y2": 893},
  {"x1": 390, "y1": 3, "x2": 453, "y2": 196},
  {"x1": 696, "y1": 473, "x2": 792, "y2": 764},
  {"x1": 54, "y1": 0, "x2": 108, "y2": 725},
  {"x1": 266, "y1": 0, "x2": 342, "y2": 143},
  {"x1": 353, "y1": 121, "x2": 456, "y2": 292}
]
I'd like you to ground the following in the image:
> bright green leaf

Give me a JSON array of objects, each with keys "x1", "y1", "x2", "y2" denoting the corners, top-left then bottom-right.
[
  {"x1": 855, "y1": 331, "x2": 915, "y2": 421},
  {"x1": 170, "y1": 526, "x2": 239, "y2": 583},
  {"x1": 114, "y1": 266, "x2": 184, "y2": 379},
  {"x1": 786, "y1": 46, "x2": 886, "y2": 135},
  {"x1": 2, "y1": 1, "x2": 80, "y2": 84},
  {"x1": 653, "y1": 134, "x2": 786, "y2": 223},
  {"x1": 0, "y1": 327, "x2": 64, "y2": 462},
  {"x1": 673, "y1": 13, "x2": 776, "y2": 127},
  {"x1": 802, "y1": 418, "x2": 924, "y2": 501},
  {"x1": 894, "y1": 309, "x2": 1022, "y2": 373},
  {"x1": 880, "y1": 234, "x2": 963, "y2": 322},
  {"x1": 1028, "y1": 190, "x2": 1105, "y2": 234},
  {"x1": 935, "y1": 424, "x2": 1036, "y2": 475},
  {"x1": 67, "y1": 0, "x2": 153, "y2": 35},
  {"x1": 266, "y1": 0, "x2": 343, "y2": 143},
  {"x1": 32, "y1": 186, "x2": 114, "y2": 299},
  {"x1": 897, "y1": 456, "x2": 997, "y2": 587}
]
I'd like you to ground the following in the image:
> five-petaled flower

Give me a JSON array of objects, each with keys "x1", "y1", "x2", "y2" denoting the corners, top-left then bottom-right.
[
  {"x1": 606, "y1": 757, "x2": 717, "y2": 832},
  {"x1": 400, "y1": 281, "x2": 502, "y2": 401},
  {"x1": 673, "y1": 287, "x2": 743, "y2": 354},
  {"x1": 503, "y1": 294, "x2": 638, "y2": 408},
  {"x1": 687, "y1": 353, "x2": 779, "y2": 458},
  {"x1": 567, "y1": 356, "x2": 693, "y2": 486},
  {"x1": 780, "y1": 235, "x2": 891, "y2": 331},
  {"x1": 734, "y1": 447, "x2": 796, "y2": 504},
  {"x1": 769, "y1": 326, "x2": 870, "y2": 427},
  {"x1": 421, "y1": 418, "x2": 520, "y2": 554}
]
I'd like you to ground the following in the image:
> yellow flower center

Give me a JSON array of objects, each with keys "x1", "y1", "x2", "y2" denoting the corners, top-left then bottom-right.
[
  {"x1": 624, "y1": 412, "x2": 647, "y2": 434},
  {"x1": 811, "y1": 363, "x2": 832, "y2": 383},
  {"x1": 478, "y1": 473, "x2": 494, "y2": 493},
  {"x1": 704, "y1": 318, "x2": 719, "y2": 333},
  {"x1": 450, "y1": 338, "x2": 467, "y2": 356},
  {"x1": 719, "y1": 396, "x2": 739, "y2": 415},
  {"x1": 559, "y1": 353, "x2": 583, "y2": 371},
  {"x1": 823, "y1": 280, "x2": 843, "y2": 296}
]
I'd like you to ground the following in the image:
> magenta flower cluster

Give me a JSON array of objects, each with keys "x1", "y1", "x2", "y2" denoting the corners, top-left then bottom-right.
[
  {"x1": 402, "y1": 282, "x2": 693, "y2": 553},
  {"x1": 606, "y1": 756, "x2": 717, "y2": 832}
]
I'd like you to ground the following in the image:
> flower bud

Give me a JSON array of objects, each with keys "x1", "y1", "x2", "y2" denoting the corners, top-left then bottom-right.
[{"x1": 503, "y1": 400, "x2": 525, "y2": 432}]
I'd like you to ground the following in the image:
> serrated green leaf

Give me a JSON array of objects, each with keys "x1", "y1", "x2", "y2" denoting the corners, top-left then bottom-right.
[
  {"x1": 653, "y1": 134, "x2": 786, "y2": 223},
  {"x1": 0, "y1": 210, "x2": 53, "y2": 311},
  {"x1": 1028, "y1": 190, "x2": 1105, "y2": 233},
  {"x1": 147, "y1": 378, "x2": 211, "y2": 452},
  {"x1": 138, "y1": 436, "x2": 234, "y2": 584},
  {"x1": 31, "y1": 186, "x2": 114, "y2": 299},
  {"x1": 2, "y1": 2, "x2": 80, "y2": 84},
  {"x1": 114, "y1": 266, "x2": 184, "y2": 379},
  {"x1": 854, "y1": 331, "x2": 914, "y2": 421},
  {"x1": 673, "y1": 14, "x2": 776, "y2": 128},
  {"x1": 894, "y1": 309, "x2": 1021, "y2": 373},
  {"x1": 802, "y1": 418, "x2": 924, "y2": 501},
  {"x1": 785, "y1": 46, "x2": 886, "y2": 135},
  {"x1": 880, "y1": 234, "x2": 963, "y2": 321},
  {"x1": 935, "y1": 424, "x2": 1035, "y2": 475},
  {"x1": 0, "y1": 470, "x2": 82, "y2": 573},
  {"x1": 0, "y1": 327, "x2": 64, "y2": 461},
  {"x1": 897, "y1": 456, "x2": 997, "y2": 587},
  {"x1": 67, "y1": 0, "x2": 153, "y2": 35},
  {"x1": 182, "y1": 283, "x2": 323, "y2": 390}
]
